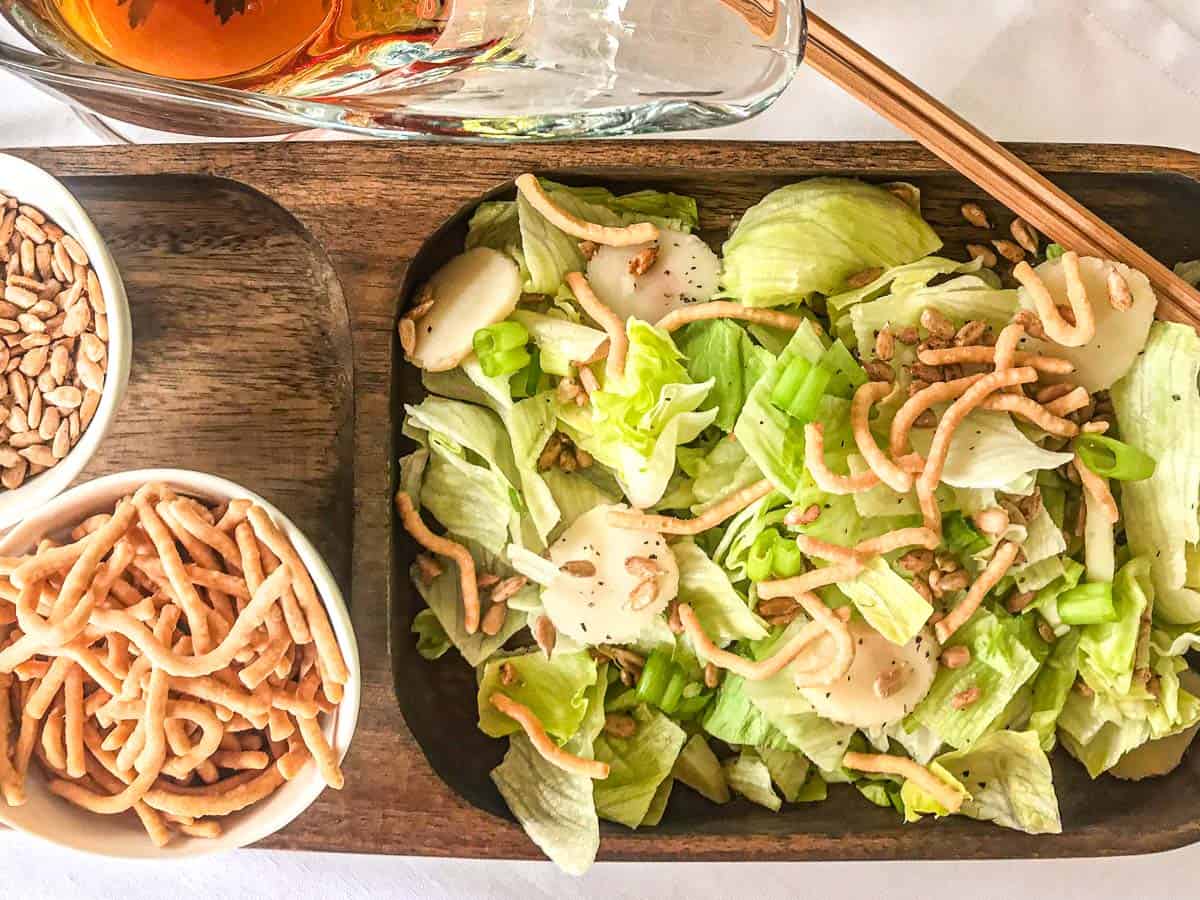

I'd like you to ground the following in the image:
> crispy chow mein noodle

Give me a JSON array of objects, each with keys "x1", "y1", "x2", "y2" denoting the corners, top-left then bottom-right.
[
  {"x1": 842, "y1": 752, "x2": 964, "y2": 813},
  {"x1": 678, "y1": 602, "x2": 851, "y2": 682},
  {"x1": 0, "y1": 485, "x2": 349, "y2": 847}
]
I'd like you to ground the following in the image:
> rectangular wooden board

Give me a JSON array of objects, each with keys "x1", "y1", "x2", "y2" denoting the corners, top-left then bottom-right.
[{"x1": 8, "y1": 141, "x2": 1200, "y2": 861}]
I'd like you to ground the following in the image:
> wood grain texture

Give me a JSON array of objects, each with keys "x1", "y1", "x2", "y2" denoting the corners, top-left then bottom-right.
[{"x1": 7, "y1": 141, "x2": 1200, "y2": 863}]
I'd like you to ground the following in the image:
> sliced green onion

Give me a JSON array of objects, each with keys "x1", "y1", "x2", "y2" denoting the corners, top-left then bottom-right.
[
  {"x1": 770, "y1": 356, "x2": 812, "y2": 412},
  {"x1": 944, "y1": 512, "x2": 989, "y2": 556},
  {"x1": 771, "y1": 538, "x2": 804, "y2": 578},
  {"x1": 635, "y1": 650, "x2": 675, "y2": 707},
  {"x1": 1057, "y1": 582, "x2": 1117, "y2": 624},
  {"x1": 1076, "y1": 434, "x2": 1156, "y2": 482},
  {"x1": 673, "y1": 690, "x2": 713, "y2": 720},
  {"x1": 747, "y1": 529, "x2": 779, "y2": 583},
  {"x1": 788, "y1": 363, "x2": 833, "y2": 422},
  {"x1": 474, "y1": 321, "x2": 532, "y2": 377},
  {"x1": 1046, "y1": 243, "x2": 1065, "y2": 260},
  {"x1": 657, "y1": 669, "x2": 689, "y2": 714},
  {"x1": 511, "y1": 347, "x2": 542, "y2": 398},
  {"x1": 478, "y1": 347, "x2": 532, "y2": 378},
  {"x1": 473, "y1": 320, "x2": 529, "y2": 355},
  {"x1": 819, "y1": 339, "x2": 867, "y2": 399}
]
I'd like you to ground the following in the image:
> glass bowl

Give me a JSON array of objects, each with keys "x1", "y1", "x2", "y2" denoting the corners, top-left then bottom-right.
[{"x1": 0, "y1": 0, "x2": 807, "y2": 140}]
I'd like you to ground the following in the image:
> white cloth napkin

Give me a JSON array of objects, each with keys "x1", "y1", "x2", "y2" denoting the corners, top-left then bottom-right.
[{"x1": 2, "y1": 2, "x2": 1200, "y2": 899}]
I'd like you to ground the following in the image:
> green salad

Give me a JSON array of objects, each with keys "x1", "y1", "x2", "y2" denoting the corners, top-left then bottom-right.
[{"x1": 396, "y1": 174, "x2": 1200, "y2": 874}]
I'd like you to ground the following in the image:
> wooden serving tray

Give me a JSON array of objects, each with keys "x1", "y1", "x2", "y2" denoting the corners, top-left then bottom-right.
[{"x1": 8, "y1": 141, "x2": 1200, "y2": 862}]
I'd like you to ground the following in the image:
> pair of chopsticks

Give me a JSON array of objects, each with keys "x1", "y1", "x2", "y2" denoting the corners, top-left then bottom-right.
[{"x1": 804, "y1": 11, "x2": 1200, "y2": 323}]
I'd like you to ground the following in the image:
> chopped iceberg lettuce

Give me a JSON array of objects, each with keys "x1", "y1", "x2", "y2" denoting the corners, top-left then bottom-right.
[
  {"x1": 672, "y1": 734, "x2": 731, "y2": 803},
  {"x1": 673, "y1": 539, "x2": 769, "y2": 647},
  {"x1": 560, "y1": 320, "x2": 716, "y2": 509},
  {"x1": 838, "y1": 556, "x2": 934, "y2": 647},
  {"x1": 594, "y1": 705, "x2": 687, "y2": 828},
  {"x1": 934, "y1": 730, "x2": 1062, "y2": 834},
  {"x1": 722, "y1": 178, "x2": 942, "y2": 307},
  {"x1": 908, "y1": 611, "x2": 1040, "y2": 750},
  {"x1": 478, "y1": 650, "x2": 599, "y2": 741},
  {"x1": 723, "y1": 750, "x2": 782, "y2": 811},
  {"x1": 677, "y1": 319, "x2": 774, "y2": 432},
  {"x1": 1112, "y1": 322, "x2": 1200, "y2": 623}
]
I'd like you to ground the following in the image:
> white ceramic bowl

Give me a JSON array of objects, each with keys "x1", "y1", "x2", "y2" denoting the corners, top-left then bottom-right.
[
  {"x1": 0, "y1": 154, "x2": 132, "y2": 530},
  {"x1": 0, "y1": 469, "x2": 361, "y2": 859}
]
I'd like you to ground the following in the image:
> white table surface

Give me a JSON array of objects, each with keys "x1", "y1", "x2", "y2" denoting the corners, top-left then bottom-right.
[{"x1": 2, "y1": 1, "x2": 1200, "y2": 897}]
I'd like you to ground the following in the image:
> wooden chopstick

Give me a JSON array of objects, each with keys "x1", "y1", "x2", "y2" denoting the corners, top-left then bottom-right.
[{"x1": 804, "y1": 11, "x2": 1200, "y2": 326}]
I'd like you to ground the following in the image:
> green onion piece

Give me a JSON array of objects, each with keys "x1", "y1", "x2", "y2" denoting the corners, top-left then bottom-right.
[
  {"x1": 657, "y1": 669, "x2": 689, "y2": 714},
  {"x1": 788, "y1": 363, "x2": 833, "y2": 422},
  {"x1": 473, "y1": 320, "x2": 529, "y2": 356},
  {"x1": 747, "y1": 529, "x2": 779, "y2": 583},
  {"x1": 512, "y1": 347, "x2": 542, "y2": 398},
  {"x1": 943, "y1": 512, "x2": 989, "y2": 556},
  {"x1": 771, "y1": 538, "x2": 805, "y2": 578},
  {"x1": 672, "y1": 690, "x2": 713, "y2": 721},
  {"x1": 819, "y1": 339, "x2": 868, "y2": 399},
  {"x1": 478, "y1": 347, "x2": 532, "y2": 378},
  {"x1": 1046, "y1": 243, "x2": 1065, "y2": 260},
  {"x1": 1076, "y1": 434, "x2": 1157, "y2": 482},
  {"x1": 1057, "y1": 582, "x2": 1117, "y2": 625},
  {"x1": 770, "y1": 356, "x2": 813, "y2": 412},
  {"x1": 635, "y1": 650, "x2": 675, "y2": 707}
]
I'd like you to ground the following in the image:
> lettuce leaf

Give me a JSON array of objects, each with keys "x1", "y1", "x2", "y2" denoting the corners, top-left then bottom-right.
[
  {"x1": 561, "y1": 320, "x2": 716, "y2": 509},
  {"x1": 1078, "y1": 557, "x2": 1152, "y2": 696},
  {"x1": 541, "y1": 468, "x2": 621, "y2": 539},
  {"x1": 839, "y1": 556, "x2": 934, "y2": 647},
  {"x1": 411, "y1": 608, "x2": 451, "y2": 660},
  {"x1": 710, "y1": 492, "x2": 790, "y2": 583},
  {"x1": 672, "y1": 734, "x2": 731, "y2": 803},
  {"x1": 674, "y1": 540, "x2": 768, "y2": 647},
  {"x1": 721, "y1": 178, "x2": 942, "y2": 307},
  {"x1": 1059, "y1": 650, "x2": 1200, "y2": 777},
  {"x1": 702, "y1": 672, "x2": 794, "y2": 751},
  {"x1": 509, "y1": 310, "x2": 609, "y2": 378},
  {"x1": 934, "y1": 730, "x2": 1062, "y2": 834},
  {"x1": 420, "y1": 445, "x2": 514, "y2": 554},
  {"x1": 412, "y1": 543, "x2": 529, "y2": 667},
  {"x1": 677, "y1": 319, "x2": 774, "y2": 432},
  {"x1": 911, "y1": 410, "x2": 1074, "y2": 491},
  {"x1": 1028, "y1": 629, "x2": 1080, "y2": 751},
  {"x1": 691, "y1": 438, "x2": 764, "y2": 513},
  {"x1": 759, "y1": 747, "x2": 812, "y2": 803},
  {"x1": 492, "y1": 734, "x2": 599, "y2": 875},
  {"x1": 640, "y1": 779, "x2": 673, "y2": 827},
  {"x1": 465, "y1": 201, "x2": 528, "y2": 285},
  {"x1": 504, "y1": 393, "x2": 563, "y2": 548},
  {"x1": 478, "y1": 650, "x2": 599, "y2": 740},
  {"x1": 702, "y1": 664, "x2": 855, "y2": 771},
  {"x1": 723, "y1": 751, "x2": 781, "y2": 811},
  {"x1": 594, "y1": 705, "x2": 687, "y2": 828},
  {"x1": 849, "y1": 277, "x2": 1018, "y2": 357},
  {"x1": 908, "y1": 611, "x2": 1041, "y2": 750},
  {"x1": 734, "y1": 322, "x2": 853, "y2": 499},
  {"x1": 489, "y1": 666, "x2": 610, "y2": 874},
  {"x1": 1112, "y1": 322, "x2": 1200, "y2": 624},
  {"x1": 826, "y1": 255, "x2": 984, "y2": 314},
  {"x1": 898, "y1": 760, "x2": 969, "y2": 822}
]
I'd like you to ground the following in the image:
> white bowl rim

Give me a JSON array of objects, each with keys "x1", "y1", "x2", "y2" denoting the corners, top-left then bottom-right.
[
  {"x1": 0, "y1": 153, "x2": 133, "y2": 531},
  {"x1": 0, "y1": 468, "x2": 361, "y2": 860}
]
